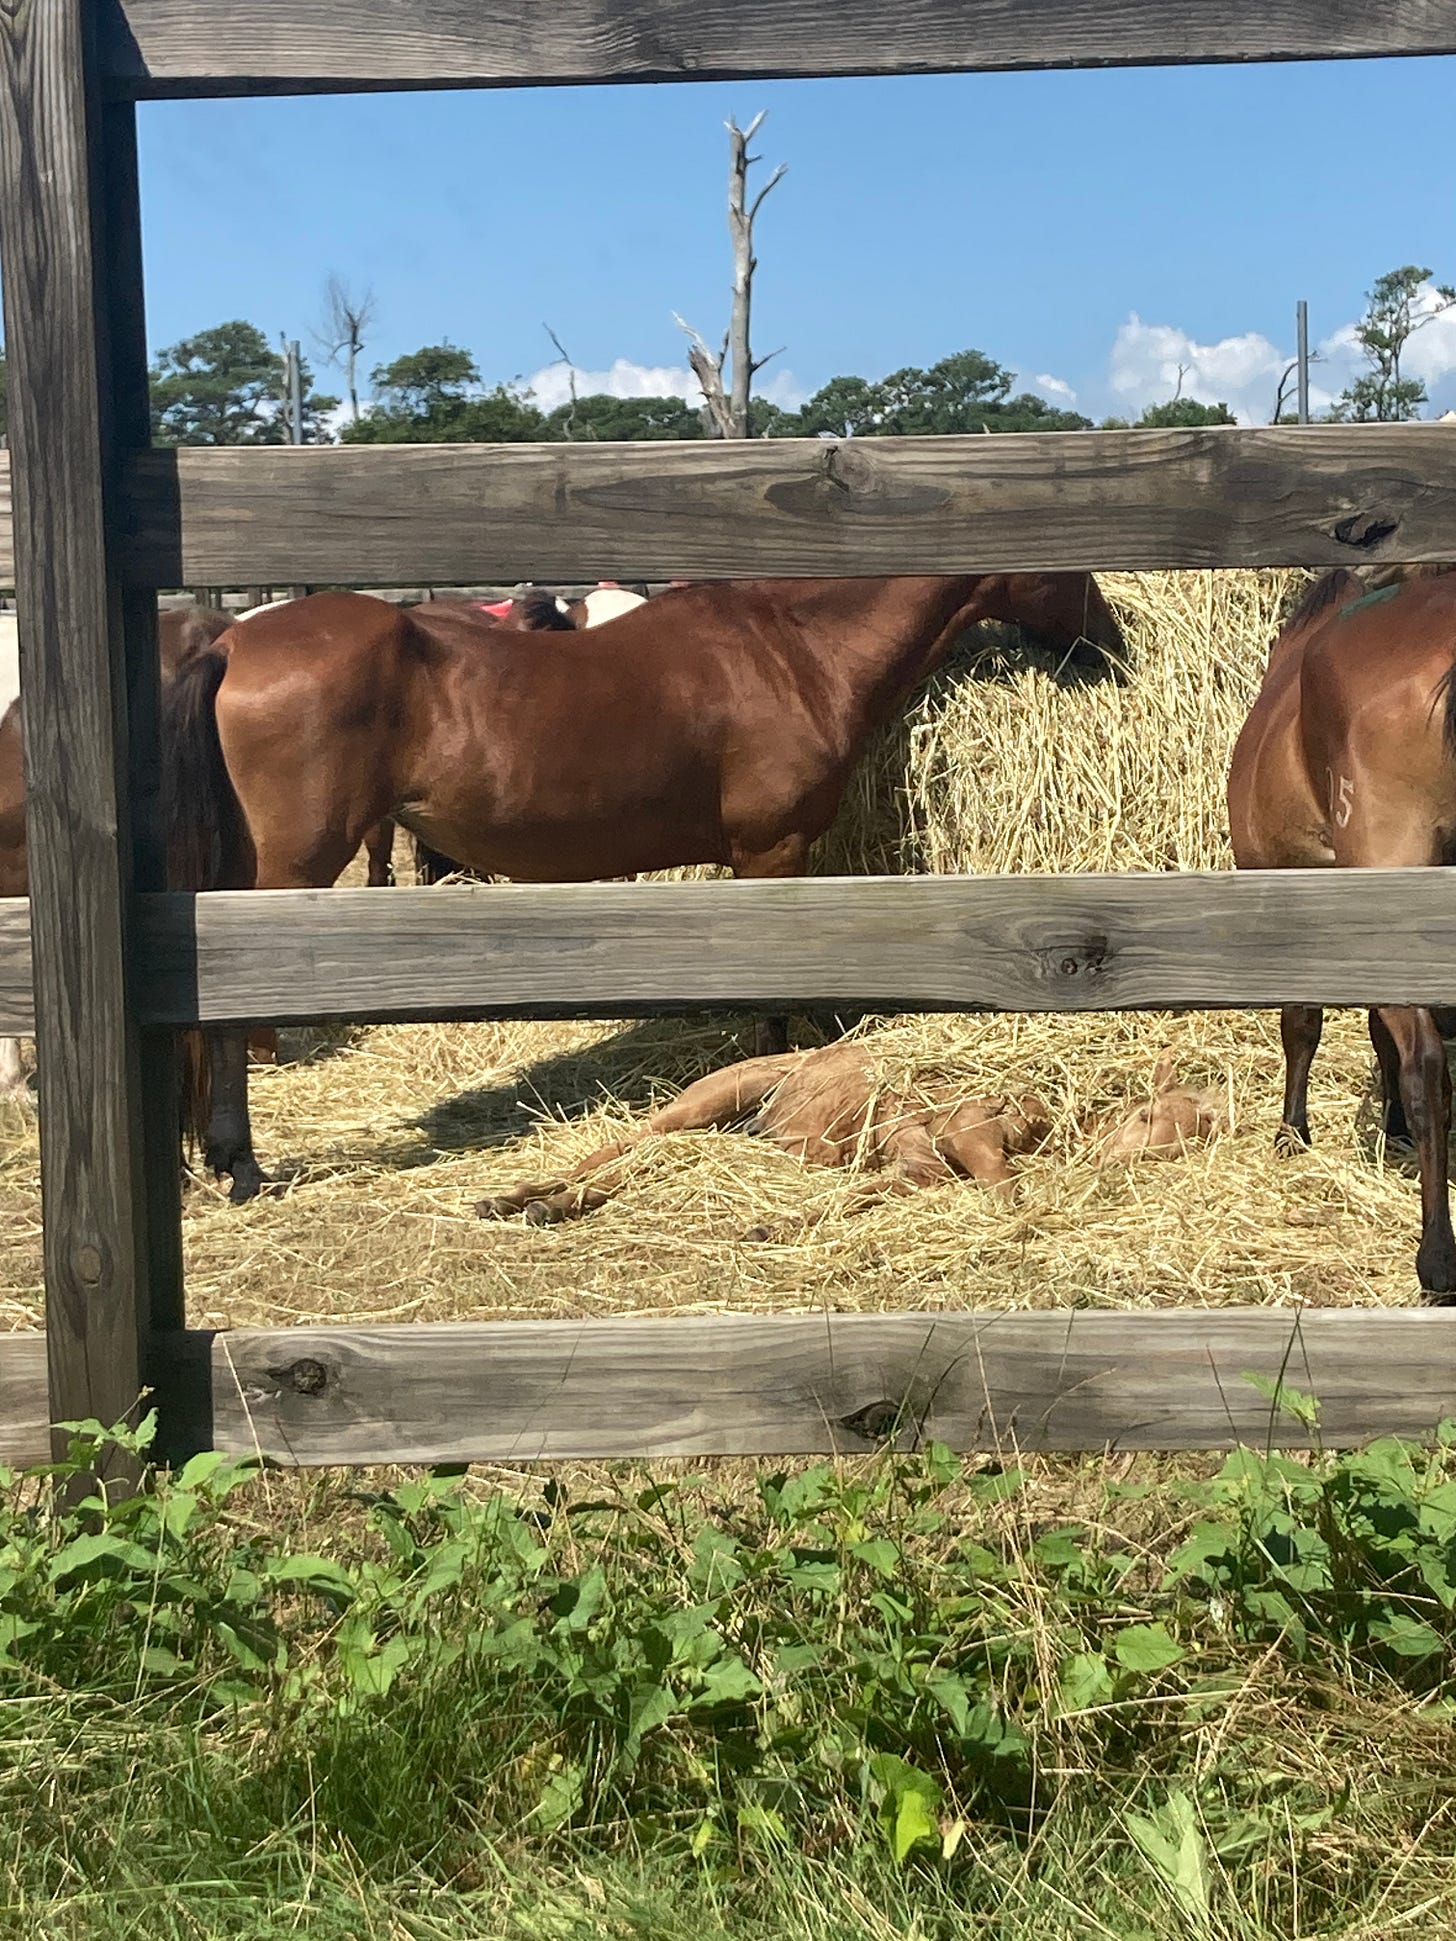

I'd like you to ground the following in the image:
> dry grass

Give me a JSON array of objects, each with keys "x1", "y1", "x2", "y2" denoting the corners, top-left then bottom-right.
[{"x1": 0, "y1": 567, "x2": 1437, "y2": 1331}]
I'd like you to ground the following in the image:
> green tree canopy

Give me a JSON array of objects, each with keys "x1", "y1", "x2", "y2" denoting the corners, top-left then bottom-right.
[
  {"x1": 795, "y1": 350, "x2": 1091, "y2": 436},
  {"x1": 1104, "y1": 397, "x2": 1238, "y2": 428},
  {"x1": 545, "y1": 392, "x2": 705, "y2": 441},
  {"x1": 150, "y1": 321, "x2": 336, "y2": 444},
  {"x1": 1336, "y1": 265, "x2": 1456, "y2": 422},
  {"x1": 342, "y1": 343, "x2": 546, "y2": 442}
]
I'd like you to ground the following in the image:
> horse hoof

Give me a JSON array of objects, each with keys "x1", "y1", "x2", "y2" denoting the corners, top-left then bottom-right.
[
  {"x1": 1417, "y1": 1248, "x2": 1456, "y2": 1300},
  {"x1": 475, "y1": 1196, "x2": 517, "y2": 1222},
  {"x1": 524, "y1": 1198, "x2": 558, "y2": 1227},
  {"x1": 226, "y1": 1163, "x2": 270, "y2": 1205},
  {"x1": 1274, "y1": 1123, "x2": 1311, "y2": 1157},
  {"x1": 743, "y1": 1224, "x2": 773, "y2": 1242}
]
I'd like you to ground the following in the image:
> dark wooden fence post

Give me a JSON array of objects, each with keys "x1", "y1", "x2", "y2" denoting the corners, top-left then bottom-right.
[{"x1": 0, "y1": 0, "x2": 185, "y2": 1471}]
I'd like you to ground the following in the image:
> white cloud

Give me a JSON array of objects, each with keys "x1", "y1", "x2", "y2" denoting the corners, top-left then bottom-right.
[
  {"x1": 521, "y1": 354, "x2": 806, "y2": 415},
  {"x1": 1032, "y1": 372, "x2": 1078, "y2": 404},
  {"x1": 1102, "y1": 281, "x2": 1456, "y2": 425},
  {"x1": 1107, "y1": 313, "x2": 1337, "y2": 424}
]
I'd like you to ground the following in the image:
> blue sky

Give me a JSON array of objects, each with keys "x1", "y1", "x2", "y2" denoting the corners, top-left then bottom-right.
[{"x1": 136, "y1": 56, "x2": 1456, "y2": 425}]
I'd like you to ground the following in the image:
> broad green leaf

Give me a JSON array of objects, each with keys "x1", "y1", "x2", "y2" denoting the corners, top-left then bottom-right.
[
  {"x1": 694, "y1": 1657, "x2": 761, "y2": 1706},
  {"x1": 1370, "y1": 1613, "x2": 1444, "y2": 1659},
  {"x1": 263, "y1": 1555, "x2": 357, "y2": 1601},
  {"x1": 1059, "y1": 1650, "x2": 1115, "y2": 1712},
  {"x1": 1127, "y1": 1791, "x2": 1210, "y2": 1922},
  {"x1": 924, "y1": 1672, "x2": 971, "y2": 1736},
  {"x1": 851, "y1": 1539, "x2": 901, "y2": 1578},
  {"x1": 47, "y1": 1533, "x2": 158, "y2": 1580},
  {"x1": 1112, "y1": 1623, "x2": 1185, "y2": 1675},
  {"x1": 533, "y1": 1761, "x2": 586, "y2": 1830},
  {"x1": 552, "y1": 1566, "x2": 606, "y2": 1633},
  {"x1": 870, "y1": 1755, "x2": 942, "y2": 1865},
  {"x1": 1241, "y1": 1372, "x2": 1321, "y2": 1428}
]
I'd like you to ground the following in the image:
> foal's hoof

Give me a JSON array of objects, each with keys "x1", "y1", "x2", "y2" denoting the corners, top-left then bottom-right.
[
  {"x1": 1273, "y1": 1122, "x2": 1312, "y2": 1158},
  {"x1": 523, "y1": 1197, "x2": 560, "y2": 1227},
  {"x1": 476, "y1": 1196, "x2": 519, "y2": 1222}
]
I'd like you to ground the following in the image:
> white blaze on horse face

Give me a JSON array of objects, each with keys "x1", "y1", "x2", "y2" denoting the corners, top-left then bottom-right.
[{"x1": 1326, "y1": 768, "x2": 1355, "y2": 830}]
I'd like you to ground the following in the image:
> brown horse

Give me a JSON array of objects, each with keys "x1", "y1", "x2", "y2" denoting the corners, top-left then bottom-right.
[
  {"x1": 164, "y1": 571, "x2": 1124, "y2": 1200},
  {"x1": 1226, "y1": 567, "x2": 1456, "y2": 1297}
]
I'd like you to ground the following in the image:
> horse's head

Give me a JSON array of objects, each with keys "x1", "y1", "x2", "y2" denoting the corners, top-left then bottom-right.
[
  {"x1": 499, "y1": 589, "x2": 578, "y2": 632},
  {"x1": 973, "y1": 572, "x2": 1128, "y2": 675},
  {"x1": 1096, "y1": 1052, "x2": 1222, "y2": 1163}
]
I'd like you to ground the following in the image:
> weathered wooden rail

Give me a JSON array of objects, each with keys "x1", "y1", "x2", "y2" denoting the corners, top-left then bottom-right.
[
  {"x1": 3, "y1": 0, "x2": 1456, "y2": 1471},
  {"x1": 6, "y1": 432, "x2": 1456, "y2": 586}
]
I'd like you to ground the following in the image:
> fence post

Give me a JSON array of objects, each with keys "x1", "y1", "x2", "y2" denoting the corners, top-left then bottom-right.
[{"x1": 0, "y1": 1, "x2": 185, "y2": 1472}]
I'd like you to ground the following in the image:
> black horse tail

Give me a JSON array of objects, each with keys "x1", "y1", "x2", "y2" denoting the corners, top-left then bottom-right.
[
  {"x1": 1442, "y1": 654, "x2": 1456, "y2": 761},
  {"x1": 162, "y1": 644, "x2": 245, "y2": 1151}
]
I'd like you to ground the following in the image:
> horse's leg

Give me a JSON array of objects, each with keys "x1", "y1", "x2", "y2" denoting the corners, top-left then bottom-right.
[
  {"x1": 201, "y1": 821, "x2": 364, "y2": 1203},
  {"x1": 365, "y1": 818, "x2": 396, "y2": 887},
  {"x1": 201, "y1": 1028, "x2": 268, "y2": 1204},
  {"x1": 731, "y1": 836, "x2": 812, "y2": 1057},
  {"x1": 477, "y1": 1054, "x2": 799, "y2": 1224},
  {"x1": 1275, "y1": 1004, "x2": 1324, "y2": 1152},
  {"x1": 1370, "y1": 1004, "x2": 1456, "y2": 1298},
  {"x1": 1369, "y1": 1008, "x2": 1410, "y2": 1144}
]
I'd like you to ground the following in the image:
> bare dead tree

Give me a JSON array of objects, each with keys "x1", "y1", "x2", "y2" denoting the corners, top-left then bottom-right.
[
  {"x1": 316, "y1": 274, "x2": 376, "y2": 423},
  {"x1": 542, "y1": 322, "x2": 582, "y2": 439},
  {"x1": 675, "y1": 111, "x2": 785, "y2": 438},
  {"x1": 1272, "y1": 349, "x2": 1321, "y2": 423},
  {"x1": 1171, "y1": 361, "x2": 1190, "y2": 403}
]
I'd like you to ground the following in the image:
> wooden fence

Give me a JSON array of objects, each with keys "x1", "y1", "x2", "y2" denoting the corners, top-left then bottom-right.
[{"x1": 2, "y1": 1, "x2": 1456, "y2": 1472}]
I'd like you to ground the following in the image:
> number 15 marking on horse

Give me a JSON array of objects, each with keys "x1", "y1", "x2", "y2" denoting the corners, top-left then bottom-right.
[{"x1": 1328, "y1": 769, "x2": 1354, "y2": 830}]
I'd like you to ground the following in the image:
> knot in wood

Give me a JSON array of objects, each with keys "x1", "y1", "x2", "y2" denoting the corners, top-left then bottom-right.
[
  {"x1": 1042, "y1": 933, "x2": 1110, "y2": 984},
  {"x1": 1332, "y1": 512, "x2": 1399, "y2": 552},
  {"x1": 839, "y1": 1399, "x2": 901, "y2": 1442},
  {"x1": 284, "y1": 1357, "x2": 328, "y2": 1397},
  {"x1": 73, "y1": 1243, "x2": 103, "y2": 1287}
]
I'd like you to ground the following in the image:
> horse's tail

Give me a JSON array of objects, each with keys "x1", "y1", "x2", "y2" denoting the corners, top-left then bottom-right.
[
  {"x1": 162, "y1": 644, "x2": 244, "y2": 1152},
  {"x1": 1443, "y1": 653, "x2": 1456, "y2": 762}
]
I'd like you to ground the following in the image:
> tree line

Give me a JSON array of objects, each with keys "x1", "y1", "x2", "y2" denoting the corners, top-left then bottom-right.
[{"x1": 0, "y1": 264, "x2": 1448, "y2": 451}]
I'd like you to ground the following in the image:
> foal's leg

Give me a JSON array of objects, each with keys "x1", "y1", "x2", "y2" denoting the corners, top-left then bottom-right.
[
  {"x1": 477, "y1": 1055, "x2": 800, "y2": 1224},
  {"x1": 1371, "y1": 1004, "x2": 1456, "y2": 1297},
  {"x1": 731, "y1": 835, "x2": 812, "y2": 1057},
  {"x1": 1368, "y1": 1008, "x2": 1410, "y2": 1144},
  {"x1": 1276, "y1": 1005, "x2": 1324, "y2": 1152}
]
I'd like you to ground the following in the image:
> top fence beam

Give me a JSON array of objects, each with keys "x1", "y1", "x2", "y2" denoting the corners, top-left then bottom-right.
[{"x1": 100, "y1": 0, "x2": 1456, "y2": 100}]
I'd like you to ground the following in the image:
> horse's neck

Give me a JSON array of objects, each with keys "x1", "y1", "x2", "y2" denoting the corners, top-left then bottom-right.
[{"x1": 789, "y1": 577, "x2": 982, "y2": 726}]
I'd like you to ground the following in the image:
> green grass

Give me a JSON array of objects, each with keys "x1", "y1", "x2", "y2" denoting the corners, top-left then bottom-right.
[{"x1": 6, "y1": 1421, "x2": 1456, "y2": 1938}]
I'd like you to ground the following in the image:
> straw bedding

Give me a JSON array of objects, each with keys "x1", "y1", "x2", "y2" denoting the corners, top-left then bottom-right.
[{"x1": 0, "y1": 569, "x2": 1436, "y2": 1331}]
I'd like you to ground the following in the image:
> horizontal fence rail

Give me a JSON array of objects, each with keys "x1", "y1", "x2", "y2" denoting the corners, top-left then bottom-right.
[
  {"x1": 5, "y1": 1310, "x2": 1456, "y2": 1468},
  {"x1": 5, "y1": 867, "x2": 1456, "y2": 1037},
  {"x1": 100, "y1": 0, "x2": 1456, "y2": 98},
  {"x1": 103, "y1": 428, "x2": 1456, "y2": 586},
  {"x1": 6, "y1": 429, "x2": 1456, "y2": 588}
]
